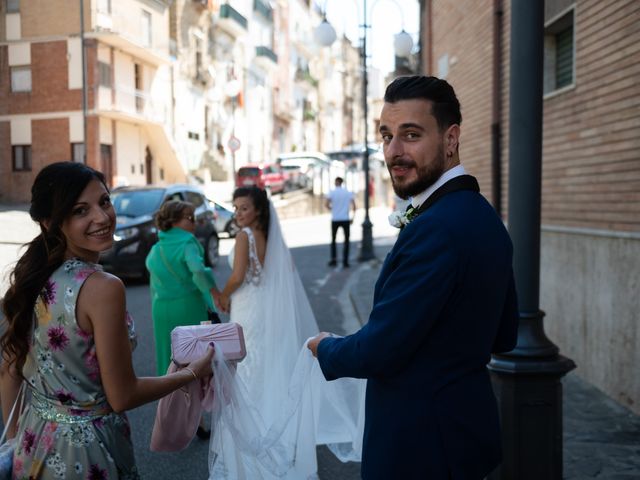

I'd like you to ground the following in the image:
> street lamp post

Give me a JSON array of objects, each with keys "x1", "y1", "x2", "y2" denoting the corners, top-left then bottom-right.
[
  {"x1": 487, "y1": 2, "x2": 575, "y2": 478},
  {"x1": 224, "y1": 78, "x2": 241, "y2": 186},
  {"x1": 315, "y1": 1, "x2": 413, "y2": 261}
]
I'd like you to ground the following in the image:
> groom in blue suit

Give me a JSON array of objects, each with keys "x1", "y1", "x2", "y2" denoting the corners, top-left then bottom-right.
[{"x1": 309, "y1": 76, "x2": 518, "y2": 479}]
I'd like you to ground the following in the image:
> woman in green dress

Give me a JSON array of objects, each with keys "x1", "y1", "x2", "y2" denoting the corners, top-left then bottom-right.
[
  {"x1": 145, "y1": 200, "x2": 221, "y2": 377},
  {"x1": 0, "y1": 162, "x2": 214, "y2": 479}
]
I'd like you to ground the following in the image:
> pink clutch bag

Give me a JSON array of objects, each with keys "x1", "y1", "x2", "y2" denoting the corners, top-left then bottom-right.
[{"x1": 171, "y1": 323, "x2": 246, "y2": 365}]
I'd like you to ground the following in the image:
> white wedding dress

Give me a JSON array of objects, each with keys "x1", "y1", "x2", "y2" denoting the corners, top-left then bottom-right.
[{"x1": 208, "y1": 204, "x2": 365, "y2": 479}]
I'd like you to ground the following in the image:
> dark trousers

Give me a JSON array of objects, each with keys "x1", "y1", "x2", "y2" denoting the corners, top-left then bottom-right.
[{"x1": 330, "y1": 220, "x2": 350, "y2": 265}]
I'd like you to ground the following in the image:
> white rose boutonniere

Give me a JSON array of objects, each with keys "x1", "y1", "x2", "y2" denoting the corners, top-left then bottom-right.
[{"x1": 388, "y1": 206, "x2": 417, "y2": 228}]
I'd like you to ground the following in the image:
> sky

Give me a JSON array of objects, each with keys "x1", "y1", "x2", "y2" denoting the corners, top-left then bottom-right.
[{"x1": 321, "y1": 0, "x2": 420, "y2": 75}]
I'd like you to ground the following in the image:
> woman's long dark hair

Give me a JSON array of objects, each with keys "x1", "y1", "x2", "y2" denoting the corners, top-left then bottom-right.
[
  {"x1": 1, "y1": 162, "x2": 107, "y2": 374},
  {"x1": 232, "y1": 186, "x2": 270, "y2": 238}
]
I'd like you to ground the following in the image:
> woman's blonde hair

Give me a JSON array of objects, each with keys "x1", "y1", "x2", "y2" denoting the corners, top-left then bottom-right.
[{"x1": 155, "y1": 200, "x2": 194, "y2": 231}]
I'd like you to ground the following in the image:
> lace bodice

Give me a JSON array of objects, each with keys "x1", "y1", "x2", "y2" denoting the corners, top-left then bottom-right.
[{"x1": 228, "y1": 227, "x2": 263, "y2": 286}]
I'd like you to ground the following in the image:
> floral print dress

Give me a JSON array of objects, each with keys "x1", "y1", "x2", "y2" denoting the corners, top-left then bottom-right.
[{"x1": 13, "y1": 259, "x2": 140, "y2": 479}]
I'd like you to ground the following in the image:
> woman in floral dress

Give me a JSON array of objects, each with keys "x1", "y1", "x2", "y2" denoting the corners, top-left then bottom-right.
[{"x1": 0, "y1": 162, "x2": 215, "y2": 479}]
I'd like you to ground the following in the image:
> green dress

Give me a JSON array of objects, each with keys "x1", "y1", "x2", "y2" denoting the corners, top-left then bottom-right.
[
  {"x1": 15, "y1": 259, "x2": 140, "y2": 479},
  {"x1": 145, "y1": 227, "x2": 218, "y2": 375}
]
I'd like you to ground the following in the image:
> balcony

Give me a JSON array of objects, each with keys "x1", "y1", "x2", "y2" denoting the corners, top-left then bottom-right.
[
  {"x1": 294, "y1": 66, "x2": 318, "y2": 91},
  {"x1": 88, "y1": 10, "x2": 171, "y2": 66},
  {"x1": 96, "y1": 85, "x2": 169, "y2": 126},
  {"x1": 216, "y1": 3, "x2": 248, "y2": 37},
  {"x1": 255, "y1": 45, "x2": 278, "y2": 70},
  {"x1": 253, "y1": 0, "x2": 273, "y2": 22}
]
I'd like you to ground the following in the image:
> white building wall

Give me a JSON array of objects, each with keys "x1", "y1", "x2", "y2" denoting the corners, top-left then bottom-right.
[
  {"x1": 542, "y1": 230, "x2": 640, "y2": 414},
  {"x1": 114, "y1": 121, "x2": 145, "y2": 186}
]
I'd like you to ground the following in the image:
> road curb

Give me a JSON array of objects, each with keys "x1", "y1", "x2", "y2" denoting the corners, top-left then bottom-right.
[{"x1": 347, "y1": 259, "x2": 381, "y2": 326}]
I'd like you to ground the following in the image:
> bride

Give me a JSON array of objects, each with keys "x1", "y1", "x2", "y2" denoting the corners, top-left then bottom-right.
[{"x1": 213, "y1": 186, "x2": 364, "y2": 479}]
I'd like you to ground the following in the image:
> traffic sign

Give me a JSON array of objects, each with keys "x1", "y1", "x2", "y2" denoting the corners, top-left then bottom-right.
[{"x1": 228, "y1": 136, "x2": 241, "y2": 152}]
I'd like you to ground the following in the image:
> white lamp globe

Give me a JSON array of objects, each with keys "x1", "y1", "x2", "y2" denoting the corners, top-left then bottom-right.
[
  {"x1": 314, "y1": 19, "x2": 337, "y2": 47},
  {"x1": 394, "y1": 30, "x2": 414, "y2": 58}
]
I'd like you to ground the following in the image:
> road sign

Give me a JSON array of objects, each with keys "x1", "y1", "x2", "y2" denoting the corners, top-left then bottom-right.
[{"x1": 228, "y1": 136, "x2": 241, "y2": 153}]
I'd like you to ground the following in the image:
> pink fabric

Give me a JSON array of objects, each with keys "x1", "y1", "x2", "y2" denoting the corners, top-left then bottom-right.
[
  {"x1": 171, "y1": 323, "x2": 246, "y2": 365},
  {"x1": 150, "y1": 362, "x2": 215, "y2": 452}
]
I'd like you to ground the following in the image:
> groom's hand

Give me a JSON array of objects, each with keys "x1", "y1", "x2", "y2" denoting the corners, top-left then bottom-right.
[{"x1": 308, "y1": 332, "x2": 332, "y2": 357}]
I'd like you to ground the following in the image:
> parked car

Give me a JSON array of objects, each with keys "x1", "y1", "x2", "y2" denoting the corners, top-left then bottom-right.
[
  {"x1": 209, "y1": 199, "x2": 239, "y2": 238},
  {"x1": 100, "y1": 184, "x2": 219, "y2": 280},
  {"x1": 280, "y1": 164, "x2": 309, "y2": 190},
  {"x1": 276, "y1": 152, "x2": 346, "y2": 194},
  {"x1": 236, "y1": 163, "x2": 286, "y2": 195}
]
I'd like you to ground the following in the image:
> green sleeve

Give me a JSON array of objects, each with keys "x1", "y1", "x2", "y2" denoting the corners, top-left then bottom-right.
[{"x1": 184, "y1": 240, "x2": 218, "y2": 311}]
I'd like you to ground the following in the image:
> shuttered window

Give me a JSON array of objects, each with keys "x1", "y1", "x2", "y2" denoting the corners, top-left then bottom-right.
[
  {"x1": 555, "y1": 26, "x2": 574, "y2": 89},
  {"x1": 543, "y1": 8, "x2": 575, "y2": 95}
]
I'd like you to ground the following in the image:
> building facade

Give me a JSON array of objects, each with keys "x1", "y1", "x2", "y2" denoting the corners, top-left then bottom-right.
[
  {"x1": 420, "y1": 0, "x2": 640, "y2": 412},
  {"x1": 0, "y1": 0, "x2": 185, "y2": 202},
  {"x1": 0, "y1": 0, "x2": 371, "y2": 201}
]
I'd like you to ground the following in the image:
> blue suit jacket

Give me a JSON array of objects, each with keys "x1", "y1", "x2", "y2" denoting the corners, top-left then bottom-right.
[{"x1": 318, "y1": 177, "x2": 518, "y2": 479}]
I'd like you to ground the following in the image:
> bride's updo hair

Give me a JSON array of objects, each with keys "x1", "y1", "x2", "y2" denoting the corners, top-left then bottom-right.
[{"x1": 233, "y1": 186, "x2": 270, "y2": 237}]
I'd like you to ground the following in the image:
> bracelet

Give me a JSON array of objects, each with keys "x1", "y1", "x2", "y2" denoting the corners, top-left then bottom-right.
[{"x1": 184, "y1": 367, "x2": 198, "y2": 382}]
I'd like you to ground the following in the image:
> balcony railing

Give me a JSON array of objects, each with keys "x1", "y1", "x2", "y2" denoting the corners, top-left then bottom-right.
[
  {"x1": 220, "y1": 3, "x2": 248, "y2": 30},
  {"x1": 294, "y1": 67, "x2": 318, "y2": 87},
  {"x1": 255, "y1": 45, "x2": 277, "y2": 64},
  {"x1": 90, "y1": 9, "x2": 170, "y2": 65},
  {"x1": 253, "y1": 0, "x2": 273, "y2": 22},
  {"x1": 96, "y1": 85, "x2": 169, "y2": 126}
]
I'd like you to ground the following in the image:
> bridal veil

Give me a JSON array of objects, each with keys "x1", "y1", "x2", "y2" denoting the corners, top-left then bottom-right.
[{"x1": 208, "y1": 203, "x2": 365, "y2": 479}]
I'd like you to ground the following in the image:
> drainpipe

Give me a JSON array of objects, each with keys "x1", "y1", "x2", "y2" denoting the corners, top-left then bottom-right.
[
  {"x1": 80, "y1": 0, "x2": 88, "y2": 164},
  {"x1": 423, "y1": 0, "x2": 432, "y2": 74},
  {"x1": 491, "y1": 0, "x2": 503, "y2": 216}
]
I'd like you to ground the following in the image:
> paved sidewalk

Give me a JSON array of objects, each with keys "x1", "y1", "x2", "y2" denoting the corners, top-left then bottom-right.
[{"x1": 348, "y1": 252, "x2": 640, "y2": 479}]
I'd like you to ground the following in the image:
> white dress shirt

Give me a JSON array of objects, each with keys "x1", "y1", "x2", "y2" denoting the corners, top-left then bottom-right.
[{"x1": 410, "y1": 165, "x2": 467, "y2": 209}]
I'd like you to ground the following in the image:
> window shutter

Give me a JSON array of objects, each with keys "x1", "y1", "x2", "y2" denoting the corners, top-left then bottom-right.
[{"x1": 555, "y1": 26, "x2": 573, "y2": 88}]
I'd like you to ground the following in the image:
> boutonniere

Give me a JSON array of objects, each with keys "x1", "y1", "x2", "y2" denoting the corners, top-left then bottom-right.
[{"x1": 388, "y1": 205, "x2": 418, "y2": 228}]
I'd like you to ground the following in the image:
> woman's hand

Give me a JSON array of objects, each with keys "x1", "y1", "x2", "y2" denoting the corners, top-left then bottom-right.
[
  {"x1": 219, "y1": 294, "x2": 231, "y2": 313},
  {"x1": 187, "y1": 344, "x2": 216, "y2": 379}
]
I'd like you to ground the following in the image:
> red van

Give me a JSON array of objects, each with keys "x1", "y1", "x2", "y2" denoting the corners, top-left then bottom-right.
[{"x1": 236, "y1": 164, "x2": 286, "y2": 194}]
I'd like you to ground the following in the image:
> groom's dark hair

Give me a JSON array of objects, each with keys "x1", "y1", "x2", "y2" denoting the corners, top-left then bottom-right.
[{"x1": 384, "y1": 75, "x2": 462, "y2": 132}]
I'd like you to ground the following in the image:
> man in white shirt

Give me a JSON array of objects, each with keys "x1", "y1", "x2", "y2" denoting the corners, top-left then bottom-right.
[{"x1": 325, "y1": 177, "x2": 356, "y2": 268}]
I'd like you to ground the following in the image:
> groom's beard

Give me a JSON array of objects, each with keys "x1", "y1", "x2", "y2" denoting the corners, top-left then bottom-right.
[{"x1": 389, "y1": 144, "x2": 446, "y2": 200}]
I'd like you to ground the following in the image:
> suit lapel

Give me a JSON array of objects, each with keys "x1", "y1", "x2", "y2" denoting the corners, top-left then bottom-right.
[{"x1": 411, "y1": 175, "x2": 479, "y2": 217}]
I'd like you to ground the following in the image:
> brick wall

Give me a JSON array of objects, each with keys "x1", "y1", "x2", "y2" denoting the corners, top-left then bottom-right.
[
  {"x1": 542, "y1": 0, "x2": 640, "y2": 231},
  {"x1": 424, "y1": 0, "x2": 640, "y2": 231},
  {"x1": 21, "y1": 0, "x2": 86, "y2": 38},
  {"x1": 2, "y1": 41, "x2": 81, "y2": 114},
  {"x1": 0, "y1": 121, "x2": 11, "y2": 202},
  {"x1": 426, "y1": 0, "x2": 500, "y2": 210},
  {"x1": 0, "y1": 118, "x2": 70, "y2": 202}
]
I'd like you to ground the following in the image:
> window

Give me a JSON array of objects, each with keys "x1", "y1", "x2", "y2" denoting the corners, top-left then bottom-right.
[
  {"x1": 6, "y1": 0, "x2": 19, "y2": 13},
  {"x1": 71, "y1": 143, "x2": 85, "y2": 163},
  {"x1": 10, "y1": 66, "x2": 31, "y2": 92},
  {"x1": 134, "y1": 63, "x2": 144, "y2": 112},
  {"x1": 141, "y1": 10, "x2": 152, "y2": 47},
  {"x1": 98, "y1": 61, "x2": 112, "y2": 87},
  {"x1": 12, "y1": 145, "x2": 31, "y2": 171},
  {"x1": 544, "y1": 9, "x2": 575, "y2": 94},
  {"x1": 185, "y1": 191, "x2": 204, "y2": 208},
  {"x1": 97, "y1": 0, "x2": 111, "y2": 14}
]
